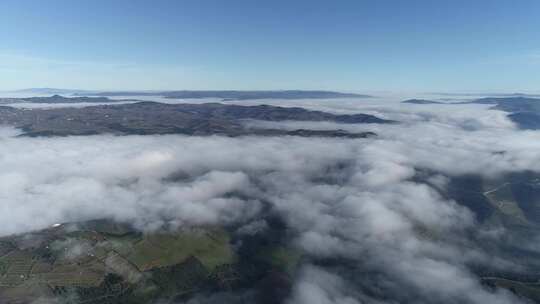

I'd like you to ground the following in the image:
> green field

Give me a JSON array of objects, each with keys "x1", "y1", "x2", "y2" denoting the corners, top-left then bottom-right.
[
  {"x1": 0, "y1": 222, "x2": 242, "y2": 303},
  {"x1": 124, "y1": 229, "x2": 234, "y2": 272}
]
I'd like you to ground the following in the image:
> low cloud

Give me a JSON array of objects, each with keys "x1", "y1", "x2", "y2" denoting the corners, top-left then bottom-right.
[{"x1": 1, "y1": 97, "x2": 539, "y2": 303}]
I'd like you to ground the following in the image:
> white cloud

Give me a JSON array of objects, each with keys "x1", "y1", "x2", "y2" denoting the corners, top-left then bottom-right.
[{"x1": 1, "y1": 97, "x2": 539, "y2": 303}]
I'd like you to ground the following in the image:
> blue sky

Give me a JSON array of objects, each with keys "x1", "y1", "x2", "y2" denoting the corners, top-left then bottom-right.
[{"x1": 0, "y1": 0, "x2": 539, "y2": 92}]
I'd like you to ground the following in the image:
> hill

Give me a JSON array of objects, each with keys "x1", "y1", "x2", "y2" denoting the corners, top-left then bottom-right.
[{"x1": 0, "y1": 100, "x2": 392, "y2": 137}]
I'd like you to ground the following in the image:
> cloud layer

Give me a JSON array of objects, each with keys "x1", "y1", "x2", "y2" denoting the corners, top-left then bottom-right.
[{"x1": 1, "y1": 98, "x2": 540, "y2": 303}]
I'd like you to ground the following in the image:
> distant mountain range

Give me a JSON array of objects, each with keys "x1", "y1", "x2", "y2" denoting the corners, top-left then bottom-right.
[
  {"x1": 429, "y1": 92, "x2": 540, "y2": 98},
  {"x1": 4, "y1": 89, "x2": 373, "y2": 101},
  {"x1": 10, "y1": 88, "x2": 93, "y2": 95},
  {"x1": 0, "y1": 95, "x2": 130, "y2": 104},
  {"x1": 74, "y1": 90, "x2": 373, "y2": 100}
]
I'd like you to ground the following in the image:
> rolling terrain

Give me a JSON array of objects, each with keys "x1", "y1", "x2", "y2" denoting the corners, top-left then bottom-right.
[
  {"x1": 0, "y1": 99, "x2": 390, "y2": 137},
  {"x1": 0, "y1": 219, "x2": 299, "y2": 304}
]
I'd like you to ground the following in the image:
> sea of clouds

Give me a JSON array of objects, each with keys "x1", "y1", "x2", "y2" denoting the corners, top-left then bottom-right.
[{"x1": 2, "y1": 95, "x2": 540, "y2": 303}]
